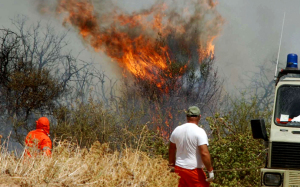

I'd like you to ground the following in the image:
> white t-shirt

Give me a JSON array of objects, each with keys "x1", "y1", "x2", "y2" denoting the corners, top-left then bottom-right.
[{"x1": 170, "y1": 123, "x2": 209, "y2": 169}]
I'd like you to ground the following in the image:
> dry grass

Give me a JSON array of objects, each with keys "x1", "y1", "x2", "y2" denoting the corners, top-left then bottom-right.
[{"x1": 0, "y1": 139, "x2": 179, "y2": 187}]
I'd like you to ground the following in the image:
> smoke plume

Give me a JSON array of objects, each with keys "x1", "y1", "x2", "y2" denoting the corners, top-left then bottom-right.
[{"x1": 36, "y1": 0, "x2": 223, "y2": 90}]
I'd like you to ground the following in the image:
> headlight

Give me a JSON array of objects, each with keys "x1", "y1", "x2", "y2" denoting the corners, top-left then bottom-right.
[{"x1": 264, "y1": 172, "x2": 282, "y2": 186}]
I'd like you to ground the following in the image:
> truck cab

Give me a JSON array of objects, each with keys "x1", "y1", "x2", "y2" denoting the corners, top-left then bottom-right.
[{"x1": 251, "y1": 54, "x2": 300, "y2": 187}]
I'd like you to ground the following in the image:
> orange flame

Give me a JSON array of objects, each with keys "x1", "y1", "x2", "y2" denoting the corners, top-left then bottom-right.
[{"x1": 54, "y1": 0, "x2": 223, "y2": 92}]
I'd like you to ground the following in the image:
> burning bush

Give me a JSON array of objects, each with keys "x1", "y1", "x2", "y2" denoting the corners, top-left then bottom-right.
[{"x1": 37, "y1": 0, "x2": 224, "y2": 138}]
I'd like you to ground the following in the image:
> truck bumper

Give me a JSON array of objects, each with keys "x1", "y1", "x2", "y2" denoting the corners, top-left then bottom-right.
[{"x1": 261, "y1": 168, "x2": 300, "y2": 187}]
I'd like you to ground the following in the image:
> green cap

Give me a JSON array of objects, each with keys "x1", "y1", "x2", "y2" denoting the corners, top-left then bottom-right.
[{"x1": 186, "y1": 106, "x2": 201, "y2": 116}]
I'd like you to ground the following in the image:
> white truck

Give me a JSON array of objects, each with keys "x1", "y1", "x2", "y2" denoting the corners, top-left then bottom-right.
[{"x1": 251, "y1": 53, "x2": 300, "y2": 187}]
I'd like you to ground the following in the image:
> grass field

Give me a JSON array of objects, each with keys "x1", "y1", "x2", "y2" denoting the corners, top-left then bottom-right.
[{"x1": 0, "y1": 139, "x2": 179, "y2": 187}]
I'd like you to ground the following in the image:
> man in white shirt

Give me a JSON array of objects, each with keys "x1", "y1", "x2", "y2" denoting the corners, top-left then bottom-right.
[{"x1": 169, "y1": 106, "x2": 214, "y2": 187}]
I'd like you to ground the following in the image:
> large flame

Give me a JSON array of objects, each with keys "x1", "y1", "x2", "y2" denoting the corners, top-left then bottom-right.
[{"x1": 53, "y1": 0, "x2": 223, "y2": 92}]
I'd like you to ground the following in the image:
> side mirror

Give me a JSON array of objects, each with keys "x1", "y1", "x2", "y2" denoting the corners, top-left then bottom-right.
[{"x1": 251, "y1": 119, "x2": 268, "y2": 141}]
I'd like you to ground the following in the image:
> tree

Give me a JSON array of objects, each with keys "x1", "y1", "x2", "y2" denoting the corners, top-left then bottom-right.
[
  {"x1": 119, "y1": 33, "x2": 223, "y2": 139},
  {"x1": 0, "y1": 16, "x2": 100, "y2": 144},
  {"x1": 0, "y1": 28, "x2": 65, "y2": 143},
  {"x1": 246, "y1": 59, "x2": 277, "y2": 110}
]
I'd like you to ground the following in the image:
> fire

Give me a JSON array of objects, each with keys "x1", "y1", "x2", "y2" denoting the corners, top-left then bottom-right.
[
  {"x1": 44, "y1": 0, "x2": 224, "y2": 139},
  {"x1": 206, "y1": 36, "x2": 217, "y2": 59},
  {"x1": 54, "y1": 0, "x2": 223, "y2": 92}
]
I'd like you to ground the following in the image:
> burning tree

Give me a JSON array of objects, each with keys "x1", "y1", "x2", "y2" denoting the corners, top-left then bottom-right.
[
  {"x1": 122, "y1": 34, "x2": 223, "y2": 138},
  {"x1": 39, "y1": 0, "x2": 224, "y2": 139}
]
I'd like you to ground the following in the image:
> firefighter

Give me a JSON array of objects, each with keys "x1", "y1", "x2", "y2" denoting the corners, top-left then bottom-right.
[
  {"x1": 169, "y1": 106, "x2": 214, "y2": 187},
  {"x1": 25, "y1": 117, "x2": 52, "y2": 157}
]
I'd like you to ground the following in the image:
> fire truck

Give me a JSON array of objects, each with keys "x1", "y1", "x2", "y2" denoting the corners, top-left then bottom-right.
[{"x1": 251, "y1": 53, "x2": 300, "y2": 187}]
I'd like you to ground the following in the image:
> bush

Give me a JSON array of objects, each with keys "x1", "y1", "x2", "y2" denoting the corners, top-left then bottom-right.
[
  {"x1": 206, "y1": 96, "x2": 271, "y2": 186},
  {"x1": 209, "y1": 133, "x2": 265, "y2": 186},
  {"x1": 52, "y1": 98, "x2": 169, "y2": 159},
  {"x1": 52, "y1": 100, "x2": 117, "y2": 147}
]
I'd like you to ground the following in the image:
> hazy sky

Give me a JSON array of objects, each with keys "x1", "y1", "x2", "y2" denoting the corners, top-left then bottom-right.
[
  {"x1": 1, "y1": 0, "x2": 300, "y2": 93},
  {"x1": 215, "y1": 0, "x2": 300, "y2": 91}
]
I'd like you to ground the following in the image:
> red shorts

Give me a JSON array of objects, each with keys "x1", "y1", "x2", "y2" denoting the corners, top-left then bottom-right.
[{"x1": 175, "y1": 166, "x2": 210, "y2": 187}]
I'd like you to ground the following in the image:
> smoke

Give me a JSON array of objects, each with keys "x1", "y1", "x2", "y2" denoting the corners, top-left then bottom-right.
[
  {"x1": 214, "y1": 0, "x2": 300, "y2": 91},
  {"x1": 12, "y1": 0, "x2": 300, "y2": 95},
  {"x1": 32, "y1": 0, "x2": 225, "y2": 136},
  {"x1": 35, "y1": 0, "x2": 223, "y2": 126},
  {"x1": 36, "y1": 0, "x2": 224, "y2": 77}
]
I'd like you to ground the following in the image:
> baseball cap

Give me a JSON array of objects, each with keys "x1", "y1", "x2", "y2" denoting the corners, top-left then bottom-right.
[{"x1": 186, "y1": 106, "x2": 201, "y2": 116}]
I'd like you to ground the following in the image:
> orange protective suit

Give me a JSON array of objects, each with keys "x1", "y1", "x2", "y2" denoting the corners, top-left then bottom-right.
[{"x1": 25, "y1": 117, "x2": 52, "y2": 157}]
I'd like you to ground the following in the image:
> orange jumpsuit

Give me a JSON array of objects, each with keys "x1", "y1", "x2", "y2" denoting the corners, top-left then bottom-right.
[{"x1": 25, "y1": 117, "x2": 52, "y2": 156}]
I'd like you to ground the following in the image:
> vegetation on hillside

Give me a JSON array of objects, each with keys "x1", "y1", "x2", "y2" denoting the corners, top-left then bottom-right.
[{"x1": 0, "y1": 95, "x2": 271, "y2": 186}]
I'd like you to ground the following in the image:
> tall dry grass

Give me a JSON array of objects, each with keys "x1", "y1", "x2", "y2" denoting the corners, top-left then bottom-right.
[{"x1": 0, "y1": 138, "x2": 179, "y2": 186}]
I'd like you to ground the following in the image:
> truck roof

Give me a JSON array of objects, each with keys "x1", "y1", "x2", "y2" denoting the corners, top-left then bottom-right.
[{"x1": 275, "y1": 69, "x2": 300, "y2": 85}]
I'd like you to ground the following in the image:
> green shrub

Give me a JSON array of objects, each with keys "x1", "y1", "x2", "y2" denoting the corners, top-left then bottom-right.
[
  {"x1": 209, "y1": 133, "x2": 265, "y2": 186},
  {"x1": 206, "y1": 96, "x2": 271, "y2": 186},
  {"x1": 52, "y1": 98, "x2": 169, "y2": 159}
]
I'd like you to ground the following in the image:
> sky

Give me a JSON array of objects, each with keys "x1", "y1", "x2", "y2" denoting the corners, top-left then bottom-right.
[
  {"x1": 214, "y1": 0, "x2": 300, "y2": 91},
  {"x1": 1, "y1": 0, "x2": 300, "y2": 93}
]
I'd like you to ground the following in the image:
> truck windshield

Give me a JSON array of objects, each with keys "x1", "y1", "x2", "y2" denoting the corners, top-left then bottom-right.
[{"x1": 275, "y1": 85, "x2": 300, "y2": 127}]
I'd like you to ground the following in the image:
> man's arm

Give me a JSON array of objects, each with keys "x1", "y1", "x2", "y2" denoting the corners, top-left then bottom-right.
[
  {"x1": 168, "y1": 142, "x2": 176, "y2": 166},
  {"x1": 198, "y1": 144, "x2": 213, "y2": 171}
]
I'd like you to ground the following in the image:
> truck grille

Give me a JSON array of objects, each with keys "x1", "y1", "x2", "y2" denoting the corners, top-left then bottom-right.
[
  {"x1": 289, "y1": 171, "x2": 300, "y2": 185},
  {"x1": 271, "y1": 142, "x2": 300, "y2": 169}
]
